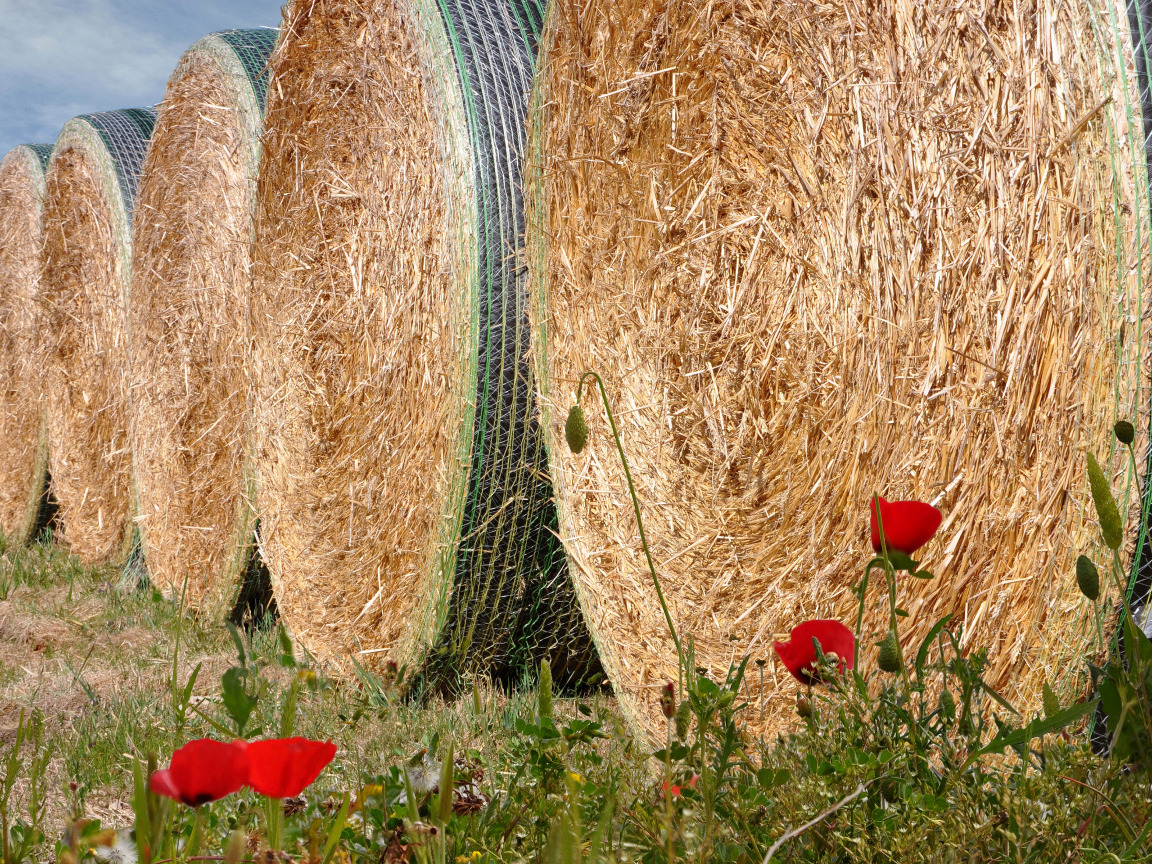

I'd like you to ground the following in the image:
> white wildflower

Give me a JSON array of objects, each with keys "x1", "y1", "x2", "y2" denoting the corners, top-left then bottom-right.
[
  {"x1": 398, "y1": 752, "x2": 441, "y2": 802},
  {"x1": 93, "y1": 832, "x2": 137, "y2": 864}
]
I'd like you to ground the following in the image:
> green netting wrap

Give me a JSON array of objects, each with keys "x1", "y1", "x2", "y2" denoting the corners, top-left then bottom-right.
[
  {"x1": 250, "y1": 0, "x2": 599, "y2": 691},
  {"x1": 416, "y1": 0, "x2": 600, "y2": 690},
  {"x1": 40, "y1": 108, "x2": 157, "y2": 565},
  {"x1": 129, "y1": 28, "x2": 279, "y2": 614},
  {"x1": 0, "y1": 144, "x2": 54, "y2": 545}
]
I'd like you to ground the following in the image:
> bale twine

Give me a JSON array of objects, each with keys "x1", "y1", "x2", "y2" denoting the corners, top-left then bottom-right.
[
  {"x1": 0, "y1": 144, "x2": 54, "y2": 544},
  {"x1": 528, "y1": 0, "x2": 1150, "y2": 739},
  {"x1": 41, "y1": 108, "x2": 157, "y2": 565},
  {"x1": 129, "y1": 29, "x2": 277, "y2": 609},
  {"x1": 251, "y1": 0, "x2": 597, "y2": 688}
]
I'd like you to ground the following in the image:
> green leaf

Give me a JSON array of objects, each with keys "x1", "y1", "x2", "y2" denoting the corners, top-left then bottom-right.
[
  {"x1": 277, "y1": 626, "x2": 296, "y2": 668},
  {"x1": 437, "y1": 742, "x2": 454, "y2": 825},
  {"x1": 915, "y1": 615, "x2": 953, "y2": 677},
  {"x1": 225, "y1": 621, "x2": 248, "y2": 668},
  {"x1": 181, "y1": 662, "x2": 202, "y2": 708},
  {"x1": 1086, "y1": 451, "x2": 1123, "y2": 550},
  {"x1": 964, "y1": 699, "x2": 1098, "y2": 769},
  {"x1": 756, "y1": 767, "x2": 789, "y2": 788},
  {"x1": 1042, "y1": 681, "x2": 1060, "y2": 719},
  {"x1": 221, "y1": 667, "x2": 257, "y2": 736},
  {"x1": 910, "y1": 569, "x2": 935, "y2": 580},
  {"x1": 887, "y1": 550, "x2": 918, "y2": 571},
  {"x1": 1123, "y1": 616, "x2": 1152, "y2": 667},
  {"x1": 321, "y1": 793, "x2": 350, "y2": 864}
]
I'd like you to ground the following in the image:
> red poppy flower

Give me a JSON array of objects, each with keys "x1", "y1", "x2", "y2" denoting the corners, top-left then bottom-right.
[
  {"x1": 774, "y1": 620, "x2": 855, "y2": 686},
  {"x1": 869, "y1": 497, "x2": 942, "y2": 556},
  {"x1": 246, "y1": 737, "x2": 337, "y2": 798},
  {"x1": 149, "y1": 738, "x2": 250, "y2": 807},
  {"x1": 662, "y1": 774, "x2": 698, "y2": 797}
]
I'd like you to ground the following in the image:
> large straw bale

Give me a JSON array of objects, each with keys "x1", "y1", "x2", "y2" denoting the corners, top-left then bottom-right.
[
  {"x1": 0, "y1": 144, "x2": 53, "y2": 543},
  {"x1": 130, "y1": 29, "x2": 277, "y2": 609},
  {"x1": 529, "y1": 0, "x2": 1150, "y2": 739},
  {"x1": 41, "y1": 109, "x2": 157, "y2": 565},
  {"x1": 251, "y1": 0, "x2": 597, "y2": 688}
]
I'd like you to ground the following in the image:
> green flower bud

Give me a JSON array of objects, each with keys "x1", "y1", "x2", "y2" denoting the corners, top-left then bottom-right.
[
  {"x1": 1115, "y1": 420, "x2": 1135, "y2": 446},
  {"x1": 879, "y1": 778, "x2": 901, "y2": 803},
  {"x1": 1076, "y1": 554, "x2": 1099, "y2": 602},
  {"x1": 938, "y1": 688, "x2": 956, "y2": 723},
  {"x1": 674, "y1": 700, "x2": 691, "y2": 740},
  {"x1": 796, "y1": 696, "x2": 812, "y2": 719},
  {"x1": 877, "y1": 631, "x2": 902, "y2": 674},
  {"x1": 1086, "y1": 452, "x2": 1123, "y2": 551},
  {"x1": 565, "y1": 404, "x2": 589, "y2": 454},
  {"x1": 538, "y1": 658, "x2": 553, "y2": 721},
  {"x1": 659, "y1": 681, "x2": 676, "y2": 719}
]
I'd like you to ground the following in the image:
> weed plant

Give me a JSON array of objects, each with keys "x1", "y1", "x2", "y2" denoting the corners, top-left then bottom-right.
[{"x1": 0, "y1": 399, "x2": 1150, "y2": 861}]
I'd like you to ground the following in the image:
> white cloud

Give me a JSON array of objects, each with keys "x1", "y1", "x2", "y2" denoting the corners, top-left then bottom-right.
[{"x1": 0, "y1": 0, "x2": 283, "y2": 155}]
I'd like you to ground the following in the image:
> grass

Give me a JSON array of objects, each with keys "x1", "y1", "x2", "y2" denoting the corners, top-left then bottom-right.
[{"x1": 0, "y1": 529, "x2": 1150, "y2": 862}]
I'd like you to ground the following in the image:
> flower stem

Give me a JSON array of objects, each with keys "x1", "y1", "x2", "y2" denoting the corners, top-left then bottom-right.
[{"x1": 576, "y1": 372, "x2": 684, "y2": 688}]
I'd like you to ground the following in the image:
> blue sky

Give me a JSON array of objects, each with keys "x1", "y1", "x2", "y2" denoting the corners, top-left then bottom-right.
[{"x1": 0, "y1": 0, "x2": 285, "y2": 158}]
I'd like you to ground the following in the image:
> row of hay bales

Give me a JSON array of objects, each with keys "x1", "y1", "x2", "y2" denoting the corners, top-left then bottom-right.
[{"x1": 1, "y1": 0, "x2": 1151, "y2": 740}]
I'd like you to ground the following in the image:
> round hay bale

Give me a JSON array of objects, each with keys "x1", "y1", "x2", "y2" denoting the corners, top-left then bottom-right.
[
  {"x1": 41, "y1": 108, "x2": 157, "y2": 565},
  {"x1": 130, "y1": 29, "x2": 278, "y2": 609},
  {"x1": 0, "y1": 144, "x2": 54, "y2": 544},
  {"x1": 528, "y1": 0, "x2": 1149, "y2": 738},
  {"x1": 251, "y1": 0, "x2": 598, "y2": 688}
]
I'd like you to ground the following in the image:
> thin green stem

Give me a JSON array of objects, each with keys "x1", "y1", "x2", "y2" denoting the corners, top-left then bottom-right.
[
  {"x1": 576, "y1": 372, "x2": 683, "y2": 683},
  {"x1": 871, "y1": 494, "x2": 922, "y2": 762},
  {"x1": 665, "y1": 717, "x2": 674, "y2": 863}
]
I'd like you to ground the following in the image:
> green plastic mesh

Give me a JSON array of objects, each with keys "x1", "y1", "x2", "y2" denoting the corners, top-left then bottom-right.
[
  {"x1": 412, "y1": 0, "x2": 601, "y2": 692},
  {"x1": 215, "y1": 28, "x2": 279, "y2": 112}
]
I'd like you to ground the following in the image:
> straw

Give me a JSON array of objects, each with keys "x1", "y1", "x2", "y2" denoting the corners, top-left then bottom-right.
[
  {"x1": 129, "y1": 29, "x2": 277, "y2": 610},
  {"x1": 40, "y1": 108, "x2": 157, "y2": 564},
  {"x1": 0, "y1": 144, "x2": 54, "y2": 543}
]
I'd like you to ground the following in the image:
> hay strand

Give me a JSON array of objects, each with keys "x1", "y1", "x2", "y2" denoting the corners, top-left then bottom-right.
[
  {"x1": 41, "y1": 108, "x2": 157, "y2": 565},
  {"x1": 130, "y1": 29, "x2": 277, "y2": 609}
]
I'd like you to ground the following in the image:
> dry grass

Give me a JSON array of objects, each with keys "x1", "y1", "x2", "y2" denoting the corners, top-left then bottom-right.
[
  {"x1": 530, "y1": 0, "x2": 1148, "y2": 740},
  {"x1": 250, "y1": 0, "x2": 476, "y2": 672},
  {"x1": 41, "y1": 127, "x2": 137, "y2": 565},
  {"x1": 130, "y1": 37, "x2": 268, "y2": 609},
  {"x1": 0, "y1": 146, "x2": 50, "y2": 543}
]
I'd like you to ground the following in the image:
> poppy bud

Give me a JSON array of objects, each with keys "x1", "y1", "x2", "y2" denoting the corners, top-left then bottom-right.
[
  {"x1": 796, "y1": 696, "x2": 812, "y2": 718},
  {"x1": 938, "y1": 688, "x2": 955, "y2": 723},
  {"x1": 1086, "y1": 452, "x2": 1123, "y2": 550},
  {"x1": 659, "y1": 681, "x2": 676, "y2": 719},
  {"x1": 1115, "y1": 420, "x2": 1135, "y2": 445},
  {"x1": 879, "y1": 778, "x2": 901, "y2": 803},
  {"x1": 565, "y1": 404, "x2": 589, "y2": 454},
  {"x1": 1076, "y1": 555, "x2": 1099, "y2": 602},
  {"x1": 877, "y1": 632, "x2": 902, "y2": 674},
  {"x1": 674, "y1": 700, "x2": 691, "y2": 740}
]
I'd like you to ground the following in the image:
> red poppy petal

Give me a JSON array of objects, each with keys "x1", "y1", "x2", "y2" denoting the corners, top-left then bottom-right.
[
  {"x1": 149, "y1": 769, "x2": 181, "y2": 801},
  {"x1": 247, "y1": 738, "x2": 336, "y2": 798},
  {"x1": 155, "y1": 738, "x2": 249, "y2": 807},
  {"x1": 776, "y1": 620, "x2": 855, "y2": 685},
  {"x1": 871, "y1": 498, "x2": 942, "y2": 555}
]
